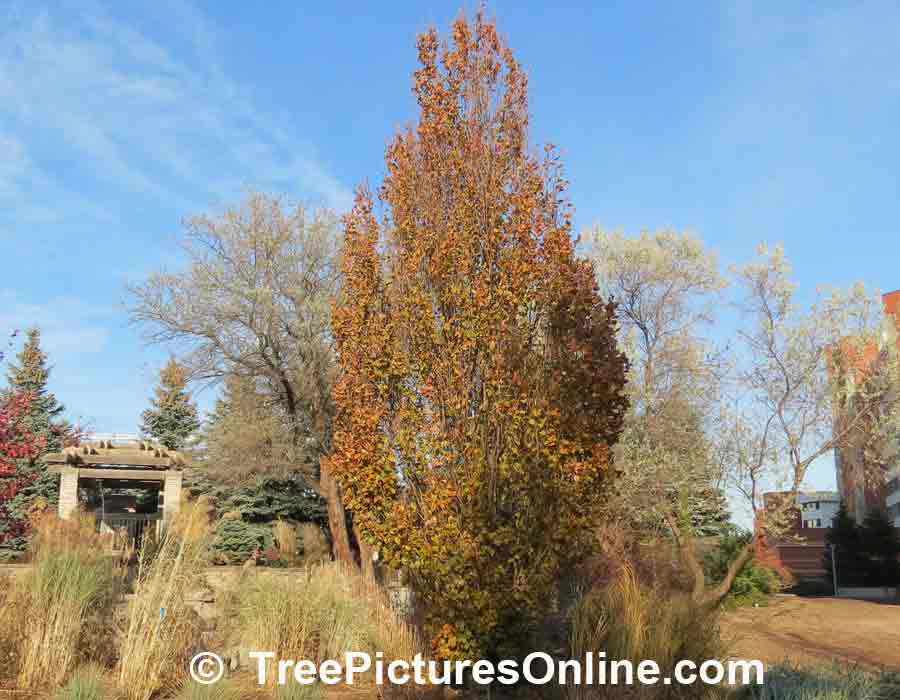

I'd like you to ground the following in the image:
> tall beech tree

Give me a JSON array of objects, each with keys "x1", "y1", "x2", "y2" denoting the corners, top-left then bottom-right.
[{"x1": 331, "y1": 12, "x2": 628, "y2": 657}]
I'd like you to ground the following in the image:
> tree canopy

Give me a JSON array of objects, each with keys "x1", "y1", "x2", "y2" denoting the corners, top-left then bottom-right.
[{"x1": 331, "y1": 10, "x2": 628, "y2": 657}]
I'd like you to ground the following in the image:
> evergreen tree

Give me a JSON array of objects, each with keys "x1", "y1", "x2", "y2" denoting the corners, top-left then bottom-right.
[
  {"x1": 860, "y1": 509, "x2": 900, "y2": 586},
  {"x1": 688, "y1": 484, "x2": 732, "y2": 538},
  {"x1": 0, "y1": 328, "x2": 70, "y2": 551},
  {"x1": 5, "y1": 328, "x2": 68, "y2": 452},
  {"x1": 192, "y1": 372, "x2": 326, "y2": 526},
  {"x1": 823, "y1": 502, "x2": 867, "y2": 587},
  {"x1": 140, "y1": 358, "x2": 200, "y2": 450},
  {"x1": 200, "y1": 373, "x2": 313, "y2": 481}
]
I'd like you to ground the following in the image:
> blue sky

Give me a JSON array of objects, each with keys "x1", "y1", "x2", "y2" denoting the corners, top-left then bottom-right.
[{"x1": 1, "y1": 1, "x2": 898, "y2": 498}]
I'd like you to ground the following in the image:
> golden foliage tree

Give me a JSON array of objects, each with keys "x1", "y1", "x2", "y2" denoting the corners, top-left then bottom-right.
[{"x1": 331, "y1": 11, "x2": 628, "y2": 657}]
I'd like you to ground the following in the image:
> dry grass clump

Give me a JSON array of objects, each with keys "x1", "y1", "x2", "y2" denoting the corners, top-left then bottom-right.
[
  {"x1": 275, "y1": 682, "x2": 324, "y2": 700},
  {"x1": 116, "y1": 498, "x2": 214, "y2": 700},
  {"x1": 236, "y1": 562, "x2": 425, "y2": 689},
  {"x1": 172, "y1": 677, "x2": 246, "y2": 700},
  {"x1": 0, "y1": 575, "x2": 17, "y2": 680},
  {"x1": 349, "y1": 567, "x2": 424, "y2": 672},
  {"x1": 567, "y1": 563, "x2": 726, "y2": 700},
  {"x1": 273, "y1": 520, "x2": 298, "y2": 566},
  {"x1": 54, "y1": 664, "x2": 108, "y2": 700},
  {"x1": 9, "y1": 513, "x2": 122, "y2": 690},
  {"x1": 299, "y1": 523, "x2": 330, "y2": 565},
  {"x1": 237, "y1": 563, "x2": 375, "y2": 667},
  {"x1": 29, "y1": 509, "x2": 112, "y2": 558}
]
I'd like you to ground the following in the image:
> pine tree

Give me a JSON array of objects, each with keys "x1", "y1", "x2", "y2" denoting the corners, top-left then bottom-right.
[
  {"x1": 1, "y1": 328, "x2": 69, "y2": 551},
  {"x1": 140, "y1": 358, "x2": 200, "y2": 450}
]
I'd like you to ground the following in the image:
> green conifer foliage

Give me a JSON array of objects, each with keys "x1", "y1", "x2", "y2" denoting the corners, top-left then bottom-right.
[
  {"x1": 1, "y1": 328, "x2": 70, "y2": 551},
  {"x1": 140, "y1": 358, "x2": 200, "y2": 450},
  {"x1": 860, "y1": 509, "x2": 900, "y2": 586}
]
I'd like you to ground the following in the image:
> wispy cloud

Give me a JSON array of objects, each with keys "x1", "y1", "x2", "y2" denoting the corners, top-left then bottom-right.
[
  {"x1": 0, "y1": 290, "x2": 111, "y2": 356},
  {"x1": 0, "y1": 0, "x2": 353, "y2": 224}
]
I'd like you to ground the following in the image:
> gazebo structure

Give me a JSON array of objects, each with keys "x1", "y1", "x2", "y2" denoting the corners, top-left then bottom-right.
[{"x1": 45, "y1": 440, "x2": 186, "y2": 547}]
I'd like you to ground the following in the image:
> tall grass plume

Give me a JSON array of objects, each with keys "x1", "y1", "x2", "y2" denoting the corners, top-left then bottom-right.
[
  {"x1": 116, "y1": 498, "x2": 213, "y2": 700},
  {"x1": 11, "y1": 513, "x2": 121, "y2": 689}
]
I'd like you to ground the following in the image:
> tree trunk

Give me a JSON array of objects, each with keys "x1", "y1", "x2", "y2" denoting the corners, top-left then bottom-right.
[
  {"x1": 354, "y1": 521, "x2": 376, "y2": 580},
  {"x1": 320, "y1": 457, "x2": 354, "y2": 566},
  {"x1": 665, "y1": 512, "x2": 756, "y2": 609},
  {"x1": 694, "y1": 541, "x2": 754, "y2": 608},
  {"x1": 680, "y1": 535, "x2": 755, "y2": 609}
]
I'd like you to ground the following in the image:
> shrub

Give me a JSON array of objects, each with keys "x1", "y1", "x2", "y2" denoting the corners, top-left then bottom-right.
[
  {"x1": 785, "y1": 578, "x2": 834, "y2": 597},
  {"x1": 212, "y1": 518, "x2": 273, "y2": 564},
  {"x1": 116, "y1": 498, "x2": 213, "y2": 700},
  {"x1": 11, "y1": 513, "x2": 121, "y2": 690},
  {"x1": 740, "y1": 663, "x2": 900, "y2": 699},
  {"x1": 704, "y1": 529, "x2": 782, "y2": 609},
  {"x1": 567, "y1": 563, "x2": 726, "y2": 700},
  {"x1": 217, "y1": 475, "x2": 327, "y2": 525},
  {"x1": 727, "y1": 564, "x2": 781, "y2": 609},
  {"x1": 55, "y1": 664, "x2": 107, "y2": 700}
]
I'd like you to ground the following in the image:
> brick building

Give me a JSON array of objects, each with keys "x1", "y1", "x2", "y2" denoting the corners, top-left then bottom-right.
[{"x1": 833, "y1": 290, "x2": 900, "y2": 527}]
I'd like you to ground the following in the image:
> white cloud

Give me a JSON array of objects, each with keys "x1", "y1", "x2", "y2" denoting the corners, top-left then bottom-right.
[{"x1": 0, "y1": 0, "x2": 353, "y2": 223}]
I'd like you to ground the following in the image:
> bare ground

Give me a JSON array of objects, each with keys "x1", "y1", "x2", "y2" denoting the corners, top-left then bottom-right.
[{"x1": 723, "y1": 595, "x2": 900, "y2": 671}]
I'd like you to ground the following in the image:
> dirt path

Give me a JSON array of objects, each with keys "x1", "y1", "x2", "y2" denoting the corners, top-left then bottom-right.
[{"x1": 723, "y1": 595, "x2": 900, "y2": 671}]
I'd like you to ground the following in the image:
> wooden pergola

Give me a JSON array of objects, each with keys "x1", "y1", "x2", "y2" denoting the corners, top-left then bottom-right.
[{"x1": 45, "y1": 440, "x2": 186, "y2": 544}]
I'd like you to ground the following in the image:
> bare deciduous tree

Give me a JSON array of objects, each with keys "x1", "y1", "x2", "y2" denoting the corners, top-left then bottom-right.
[
  {"x1": 705, "y1": 246, "x2": 900, "y2": 605},
  {"x1": 591, "y1": 234, "x2": 900, "y2": 607},
  {"x1": 127, "y1": 191, "x2": 355, "y2": 562},
  {"x1": 590, "y1": 229, "x2": 730, "y2": 540}
]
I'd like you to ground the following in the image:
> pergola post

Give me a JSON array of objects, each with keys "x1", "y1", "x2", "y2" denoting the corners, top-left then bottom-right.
[
  {"x1": 162, "y1": 469, "x2": 183, "y2": 524},
  {"x1": 58, "y1": 467, "x2": 80, "y2": 520}
]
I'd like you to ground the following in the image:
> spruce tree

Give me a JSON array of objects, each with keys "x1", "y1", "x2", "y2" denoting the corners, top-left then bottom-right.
[
  {"x1": 5, "y1": 328, "x2": 68, "y2": 452},
  {"x1": 860, "y1": 509, "x2": 900, "y2": 586},
  {"x1": 823, "y1": 502, "x2": 867, "y2": 587},
  {"x1": 140, "y1": 358, "x2": 200, "y2": 450},
  {"x1": 1, "y1": 328, "x2": 69, "y2": 551}
]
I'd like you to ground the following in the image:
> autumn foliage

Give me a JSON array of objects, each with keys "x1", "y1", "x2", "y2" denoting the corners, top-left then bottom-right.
[
  {"x1": 331, "y1": 11, "x2": 628, "y2": 656},
  {"x1": 0, "y1": 392, "x2": 42, "y2": 545}
]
